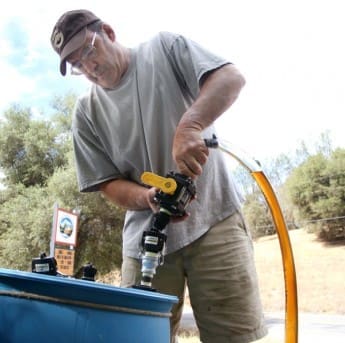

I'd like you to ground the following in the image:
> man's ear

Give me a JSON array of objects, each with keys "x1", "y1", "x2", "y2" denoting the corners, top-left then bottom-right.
[{"x1": 101, "y1": 23, "x2": 116, "y2": 42}]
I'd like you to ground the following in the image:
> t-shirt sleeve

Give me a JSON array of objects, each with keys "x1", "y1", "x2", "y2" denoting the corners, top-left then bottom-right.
[
  {"x1": 72, "y1": 97, "x2": 123, "y2": 192},
  {"x1": 159, "y1": 32, "x2": 231, "y2": 99}
]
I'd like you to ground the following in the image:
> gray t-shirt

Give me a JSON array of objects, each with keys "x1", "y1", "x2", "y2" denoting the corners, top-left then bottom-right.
[{"x1": 72, "y1": 31, "x2": 242, "y2": 258}]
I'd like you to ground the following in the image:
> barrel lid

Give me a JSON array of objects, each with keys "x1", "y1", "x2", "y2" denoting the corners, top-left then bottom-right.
[{"x1": 0, "y1": 268, "x2": 177, "y2": 313}]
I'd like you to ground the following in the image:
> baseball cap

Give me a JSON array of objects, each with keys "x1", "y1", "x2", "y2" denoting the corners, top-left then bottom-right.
[{"x1": 51, "y1": 9, "x2": 101, "y2": 76}]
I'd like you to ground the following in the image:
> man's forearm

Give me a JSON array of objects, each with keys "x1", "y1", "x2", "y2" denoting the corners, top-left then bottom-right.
[
  {"x1": 100, "y1": 178, "x2": 152, "y2": 210},
  {"x1": 172, "y1": 64, "x2": 245, "y2": 177},
  {"x1": 178, "y1": 64, "x2": 245, "y2": 131}
]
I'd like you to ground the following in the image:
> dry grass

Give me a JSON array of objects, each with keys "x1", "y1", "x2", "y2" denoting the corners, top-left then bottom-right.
[{"x1": 254, "y1": 228, "x2": 345, "y2": 314}]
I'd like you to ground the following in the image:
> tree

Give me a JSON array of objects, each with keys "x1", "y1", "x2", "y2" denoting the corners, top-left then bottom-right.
[
  {"x1": 313, "y1": 148, "x2": 345, "y2": 240},
  {"x1": 0, "y1": 105, "x2": 66, "y2": 187},
  {"x1": 232, "y1": 164, "x2": 257, "y2": 197},
  {"x1": 51, "y1": 93, "x2": 77, "y2": 135},
  {"x1": 285, "y1": 154, "x2": 328, "y2": 219},
  {"x1": 264, "y1": 153, "x2": 294, "y2": 187},
  {"x1": 232, "y1": 155, "x2": 295, "y2": 238},
  {"x1": 284, "y1": 148, "x2": 345, "y2": 240},
  {"x1": 294, "y1": 139, "x2": 311, "y2": 166},
  {"x1": 0, "y1": 184, "x2": 54, "y2": 269},
  {"x1": 0, "y1": 95, "x2": 125, "y2": 274},
  {"x1": 47, "y1": 151, "x2": 125, "y2": 274},
  {"x1": 315, "y1": 130, "x2": 333, "y2": 157},
  {"x1": 242, "y1": 191, "x2": 274, "y2": 238}
]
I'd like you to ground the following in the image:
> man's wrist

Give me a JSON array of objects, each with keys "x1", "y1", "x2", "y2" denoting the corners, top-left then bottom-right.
[{"x1": 178, "y1": 111, "x2": 204, "y2": 132}]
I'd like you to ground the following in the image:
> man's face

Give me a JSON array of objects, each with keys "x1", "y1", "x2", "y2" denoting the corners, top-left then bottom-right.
[{"x1": 67, "y1": 27, "x2": 129, "y2": 89}]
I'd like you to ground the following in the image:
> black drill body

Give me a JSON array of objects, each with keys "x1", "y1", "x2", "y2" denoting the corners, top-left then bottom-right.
[{"x1": 138, "y1": 172, "x2": 196, "y2": 290}]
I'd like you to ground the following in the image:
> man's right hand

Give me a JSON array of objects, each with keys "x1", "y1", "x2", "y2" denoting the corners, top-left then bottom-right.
[{"x1": 172, "y1": 125, "x2": 209, "y2": 179}]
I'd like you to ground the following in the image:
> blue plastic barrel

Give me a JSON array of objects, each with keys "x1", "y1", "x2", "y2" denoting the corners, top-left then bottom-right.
[{"x1": 0, "y1": 268, "x2": 178, "y2": 342}]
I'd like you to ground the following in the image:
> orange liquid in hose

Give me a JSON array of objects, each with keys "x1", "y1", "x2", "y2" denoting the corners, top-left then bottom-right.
[{"x1": 252, "y1": 171, "x2": 298, "y2": 343}]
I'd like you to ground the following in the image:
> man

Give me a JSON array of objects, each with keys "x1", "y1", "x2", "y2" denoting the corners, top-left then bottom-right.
[{"x1": 51, "y1": 9, "x2": 267, "y2": 343}]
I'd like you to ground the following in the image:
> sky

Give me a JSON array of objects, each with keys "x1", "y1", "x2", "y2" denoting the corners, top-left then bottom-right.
[{"x1": 0, "y1": 0, "x2": 344, "y2": 163}]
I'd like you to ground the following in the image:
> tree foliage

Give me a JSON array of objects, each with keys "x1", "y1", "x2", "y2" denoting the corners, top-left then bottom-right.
[
  {"x1": 0, "y1": 96, "x2": 125, "y2": 275},
  {"x1": 0, "y1": 184, "x2": 53, "y2": 269},
  {"x1": 242, "y1": 191, "x2": 274, "y2": 238},
  {"x1": 47, "y1": 152, "x2": 125, "y2": 274},
  {"x1": 0, "y1": 105, "x2": 66, "y2": 187},
  {"x1": 232, "y1": 132, "x2": 343, "y2": 240},
  {"x1": 284, "y1": 148, "x2": 345, "y2": 240}
]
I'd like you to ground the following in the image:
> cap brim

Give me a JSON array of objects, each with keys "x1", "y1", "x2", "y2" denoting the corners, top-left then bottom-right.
[{"x1": 59, "y1": 28, "x2": 87, "y2": 76}]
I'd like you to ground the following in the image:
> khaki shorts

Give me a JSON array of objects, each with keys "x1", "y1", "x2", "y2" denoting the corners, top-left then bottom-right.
[{"x1": 121, "y1": 211, "x2": 268, "y2": 343}]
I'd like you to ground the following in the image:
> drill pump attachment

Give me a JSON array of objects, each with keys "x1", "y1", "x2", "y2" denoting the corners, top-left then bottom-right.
[
  {"x1": 137, "y1": 137, "x2": 217, "y2": 290},
  {"x1": 138, "y1": 171, "x2": 196, "y2": 290}
]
